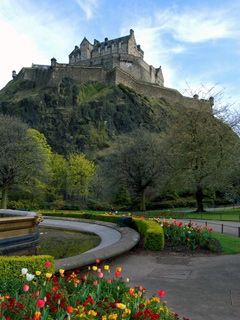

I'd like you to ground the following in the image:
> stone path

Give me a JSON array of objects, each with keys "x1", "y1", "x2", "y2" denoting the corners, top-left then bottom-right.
[
  {"x1": 179, "y1": 219, "x2": 240, "y2": 237},
  {"x1": 110, "y1": 250, "x2": 240, "y2": 320},
  {"x1": 41, "y1": 217, "x2": 240, "y2": 320}
]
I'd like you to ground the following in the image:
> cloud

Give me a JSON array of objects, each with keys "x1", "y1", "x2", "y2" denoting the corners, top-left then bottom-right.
[
  {"x1": 121, "y1": 20, "x2": 184, "y2": 88},
  {"x1": 74, "y1": 0, "x2": 99, "y2": 20},
  {"x1": 0, "y1": 0, "x2": 82, "y2": 89},
  {"x1": 121, "y1": 5, "x2": 239, "y2": 90},
  {"x1": 155, "y1": 8, "x2": 239, "y2": 43}
]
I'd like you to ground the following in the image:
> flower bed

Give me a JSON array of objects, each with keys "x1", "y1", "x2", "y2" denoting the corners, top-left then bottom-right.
[
  {"x1": 0, "y1": 260, "x2": 189, "y2": 320},
  {"x1": 154, "y1": 219, "x2": 221, "y2": 252}
]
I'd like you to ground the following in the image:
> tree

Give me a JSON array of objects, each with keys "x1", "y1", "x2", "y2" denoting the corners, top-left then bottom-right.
[
  {"x1": 106, "y1": 130, "x2": 170, "y2": 211},
  {"x1": 0, "y1": 115, "x2": 48, "y2": 208},
  {"x1": 165, "y1": 106, "x2": 240, "y2": 212},
  {"x1": 66, "y1": 154, "x2": 96, "y2": 199},
  {"x1": 47, "y1": 153, "x2": 68, "y2": 202}
]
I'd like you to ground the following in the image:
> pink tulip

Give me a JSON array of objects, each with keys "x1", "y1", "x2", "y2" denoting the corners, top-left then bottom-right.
[{"x1": 23, "y1": 284, "x2": 29, "y2": 292}]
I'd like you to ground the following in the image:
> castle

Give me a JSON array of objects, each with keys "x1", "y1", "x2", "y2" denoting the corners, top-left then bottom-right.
[
  {"x1": 13, "y1": 29, "x2": 213, "y2": 110},
  {"x1": 68, "y1": 29, "x2": 164, "y2": 86}
]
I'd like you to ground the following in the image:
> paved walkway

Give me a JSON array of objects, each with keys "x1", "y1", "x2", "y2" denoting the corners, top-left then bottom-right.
[
  {"x1": 41, "y1": 217, "x2": 240, "y2": 320},
  {"x1": 178, "y1": 219, "x2": 240, "y2": 237},
  {"x1": 110, "y1": 251, "x2": 240, "y2": 320}
]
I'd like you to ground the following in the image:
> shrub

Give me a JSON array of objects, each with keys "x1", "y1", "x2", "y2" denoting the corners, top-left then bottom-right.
[
  {"x1": 7, "y1": 199, "x2": 40, "y2": 210},
  {"x1": 133, "y1": 218, "x2": 164, "y2": 251},
  {"x1": 0, "y1": 255, "x2": 54, "y2": 295},
  {"x1": 43, "y1": 211, "x2": 127, "y2": 225}
]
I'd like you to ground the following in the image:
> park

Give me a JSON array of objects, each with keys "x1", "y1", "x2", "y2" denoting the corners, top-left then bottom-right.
[{"x1": 0, "y1": 1, "x2": 240, "y2": 319}]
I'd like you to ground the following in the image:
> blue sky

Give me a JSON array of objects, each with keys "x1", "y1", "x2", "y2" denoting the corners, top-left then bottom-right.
[{"x1": 0, "y1": 0, "x2": 240, "y2": 106}]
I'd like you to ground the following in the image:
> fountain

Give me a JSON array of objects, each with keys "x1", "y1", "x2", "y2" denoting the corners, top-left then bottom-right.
[{"x1": 0, "y1": 209, "x2": 42, "y2": 255}]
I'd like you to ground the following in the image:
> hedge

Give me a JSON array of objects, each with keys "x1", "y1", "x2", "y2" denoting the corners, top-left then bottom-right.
[
  {"x1": 133, "y1": 218, "x2": 164, "y2": 251},
  {"x1": 0, "y1": 255, "x2": 54, "y2": 294},
  {"x1": 44, "y1": 212, "x2": 124, "y2": 224}
]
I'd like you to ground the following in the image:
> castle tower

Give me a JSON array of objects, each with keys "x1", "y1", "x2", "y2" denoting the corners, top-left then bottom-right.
[{"x1": 80, "y1": 37, "x2": 93, "y2": 60}]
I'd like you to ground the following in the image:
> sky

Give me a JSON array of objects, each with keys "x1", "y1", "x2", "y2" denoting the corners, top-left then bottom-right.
[{"x1": 0, "y1": 0, "x2": 240, "y2": 106}]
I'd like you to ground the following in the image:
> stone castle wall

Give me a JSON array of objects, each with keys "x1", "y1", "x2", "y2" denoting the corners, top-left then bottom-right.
[
  {"x1": 17, "y1": 64, "x2": 212, "y2": 111},
  {"x1": 48, "y1": 65, "x2": 107, "y2": 86},
  {"x1": 18, "y1": 67, "x2": 52, "y2": 86},
  {"x1": 110, "y1": 67, "x2": 212, "y2": 110}
]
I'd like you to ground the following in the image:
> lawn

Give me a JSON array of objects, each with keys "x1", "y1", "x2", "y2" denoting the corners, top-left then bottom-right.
[
  {"x1": 39, "y1": 208, "x2": 240, "y2": 221},
  {"x1": 212, "y1": 232, "x2": 240, "y2": 254}
]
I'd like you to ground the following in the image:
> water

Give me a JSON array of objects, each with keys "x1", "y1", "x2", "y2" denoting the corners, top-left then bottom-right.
[{"x1": 39, "y1": 227, "x2": 100, "y2": 259}]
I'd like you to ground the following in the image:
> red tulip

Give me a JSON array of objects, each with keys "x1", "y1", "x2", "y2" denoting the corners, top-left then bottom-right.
[
  {"x1": 66, "y1": 305, "x2": 73, "y2": 314},
  {"x1": 36, "y1": 299, "x2": 45, "y2": 308},
  {"x1": 157, "y1": 290, "x2": 166, "y2": 297},
  {"x1": 44, "y1": 261, "x2": 52, "y2": 268},
  {"x1": 114, "y1": 271, "x2": 122, "y2": 278}
]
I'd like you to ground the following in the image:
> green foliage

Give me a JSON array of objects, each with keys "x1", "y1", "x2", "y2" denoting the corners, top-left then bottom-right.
[
  {"x1": 114, "y1": 185, "x2": 131, "y2": 208},
  {"x1": 0, "y1": 115, "x2": 49, "y2": 208},
  {"x1": 66, "y1": 154, "x2": 96, "y2": 197},
  {"x1": 0, "y1": 255, "x2": 54, "y2": 295},
  {"x1": 77, "y1": 81, "x2": 106, "y2": 103},
  {"x1": 43, "y1": 211, "x2": 123, "y2": 224},
  {"x1": 164, "y1": 107, "x2": 240, "y2": 212},
  {"x1": 0, "y1": 80, "x2": 168, "y2": 155},
  {"x1": 133, "y1": 218, "x2": 165, "y2": 250},
  {"x1": 7, "y1": 199, "x2": 40, "y2": 210},
  {"x1": 47, "y1": 153, "x2": 68, "y2": 201}
]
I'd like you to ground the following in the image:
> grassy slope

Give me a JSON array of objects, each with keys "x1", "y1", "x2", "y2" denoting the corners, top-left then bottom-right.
[{"x1": 0, "y1": 80, "x2": 174, "y2": 156}]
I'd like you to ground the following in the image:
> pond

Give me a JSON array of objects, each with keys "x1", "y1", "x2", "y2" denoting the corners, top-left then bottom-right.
[{"x1": 39, "y1": 227, "x2": 101, "y2": 259}]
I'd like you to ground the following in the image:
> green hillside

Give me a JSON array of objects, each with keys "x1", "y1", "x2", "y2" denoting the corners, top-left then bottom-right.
[{"x1": 0, "y1": 78, "x2": 177, "y2": 156}]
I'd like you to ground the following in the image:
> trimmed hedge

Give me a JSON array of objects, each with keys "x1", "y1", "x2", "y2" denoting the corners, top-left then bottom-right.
[
  {"x1": 0, "y1": 255, "x2": 54, "y2": 294},
  {"x1": 133, "y1": 218, "x2": 164, "y2": 251},
  {"x1": 44, "y1": 212, "x2": 124, "y2": 224}
]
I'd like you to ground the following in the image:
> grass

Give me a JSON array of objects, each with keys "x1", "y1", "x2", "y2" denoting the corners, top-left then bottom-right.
[
  {"x1": 39, "y1": 208, "x2": 240, "y2": 221},
  {"x1": 186, "y1": 211, "x2": 240, "y2": 221},
  {"x1": 212, "y1": 232, "x2": 240, "y2": 254}
]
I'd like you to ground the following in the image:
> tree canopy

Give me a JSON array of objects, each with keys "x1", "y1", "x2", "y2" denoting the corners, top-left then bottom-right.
[{"x1": 0, "y1": 115, "x2": 49, "y2": 208}]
